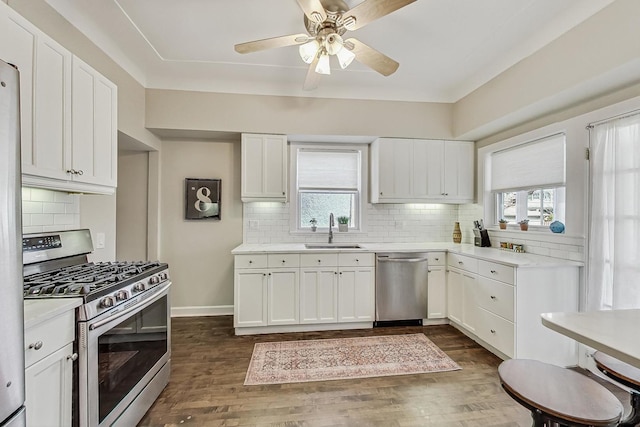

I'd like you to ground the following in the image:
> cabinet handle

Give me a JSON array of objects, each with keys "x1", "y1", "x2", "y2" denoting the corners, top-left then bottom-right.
[
  {"x1": 334, "y1": 272, "x2": 337, "y2": 275},
  {"x1": 434, "y1": 258, "x2": 439, "y2": 261},
  {"x1": 248, "y1": 260, "x2": 253, "y2": 264},
  {"x1": 77, "y1": 170, "x2": 84, "y2": 176},
  {"x1": 458, "y1": 261, "x2": 463, "y2": 265},
  {"x1": 427, "y1": 270, "x2": 432, "y2": 273},
  {"x1": 262, "y1": 273, "x2": 266, "y2": 276},
  {"x1": 29, "y1": 341, "x2": 43, "y2": 351},
  {"x1": 317, "y1": 259, "x2": 321, "y2": 263},
  {"x1": 282, "y1": 192, "x2": 285, "y2": 195},
  {"x1": 380, "y1": 192, "x2": 383, "y2": 196},
  {"x1": 490, "y1": 329, "x2": 496, "y2": 334},
  {"x1": 339, "y1": 272, "x2": 342, "y2": 275},
  {"x1": 490, "y1": 270, "x2": 497, "y2": 274},
  {"x1": 490, "y1": 295, "x2": 496, "y2": 300},
  {"x1": 66, "y1": 169, "x2": 76, "y2": 175},
  {"x1": 281, "y1": 260, "x2": 286, "y2": 264},
  {"x1": 268, "y1": 273, "x2": 271, "y2": 276},
  {"x1": 355, "y1": 259, "x2": 359, "y2": 262},
  {"x1": 67, "y1": 353, "x2": 78, "y2": 362}
]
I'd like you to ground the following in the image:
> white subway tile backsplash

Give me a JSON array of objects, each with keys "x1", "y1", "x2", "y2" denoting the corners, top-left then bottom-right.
[{"x1": 22, "y1": 188, "x2": 80, "y2": 234}]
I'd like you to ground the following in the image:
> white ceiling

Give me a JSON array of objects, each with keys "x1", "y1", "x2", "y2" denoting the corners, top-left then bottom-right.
[{"x1": 45, "y1": 0, "x2": 615, "y2": 103}]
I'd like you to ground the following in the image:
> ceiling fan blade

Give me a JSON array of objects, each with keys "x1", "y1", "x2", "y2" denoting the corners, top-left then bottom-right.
[
  {"x1": 296, "y1": 0, "x2": 327, "y2": 24},
  {"x1": 303, "y1": 54, "x2": 321, "y2": 91},
  {"x1": 343, "y1": 0, "x2": 416, "y2": 31},
  {"x1": 345, "y1": 38, "x2": 399, "y2": 76},
  {"x1": 235, "y1": 33, "x2": 310, "y2": 54}
]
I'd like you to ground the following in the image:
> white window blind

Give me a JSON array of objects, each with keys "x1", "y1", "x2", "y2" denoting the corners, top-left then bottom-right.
[
  {"x1": 490, "y1": 134, "x2": 566, "y2": 192},
  {"x1": 298, "y1": 150, "x2": 360, "y2": 189}
]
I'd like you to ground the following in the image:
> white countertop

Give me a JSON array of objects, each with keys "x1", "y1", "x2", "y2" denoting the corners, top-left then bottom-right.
[
  {"x1": 541, "y1": 309, "x2": 640, "y2": 369},
  {"x1": 231, "y1": 242, "x2": 583, "y2": 268},
  {"x1": 24, "y1": 298, "x2": 82, "y2": 329}
]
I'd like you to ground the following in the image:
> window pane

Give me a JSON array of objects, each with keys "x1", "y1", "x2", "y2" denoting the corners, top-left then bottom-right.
[
  {"x1": 495, "y1": 187, "x2": 563, "y2": 226},
  {"x1": 527, "y1": 189, "x2": 555, "y2": 225},
  {"x1": 299, "y1": 192, "x2": 355, "y2": 228},
  {"x1": 498, "y1": 191, "x2": 517, "y2": 223}
]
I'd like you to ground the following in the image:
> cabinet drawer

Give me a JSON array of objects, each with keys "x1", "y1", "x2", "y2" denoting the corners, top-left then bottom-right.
[
  {"x1": 478, "y1": 260, "x2": 514, "y2": 284},
  {"x1": 447, "y1": 253, "x2": 478, "y2": 273},
  {"x1": 476, "y1": 276, "x2": 514, "y2": 322},
  {"x1": 477, "y1": 308, "x2": 515, "y2": 358},
  {"x1": 25, "y1": 309, "x2": 74, "y2": 368},
  {"x1": 301, "y1": 253, "x2": 338, "y2": 267},
  {"x1": 235, "y1": 254, "x2": 268, "y2": 269},
  {"x1": 267, "y1": 253, "x2": 300, "y2": 268},
  {"x1": 427, "y1": 252, "x2": 445, "y2": 266},
  {"x1": 338, "y1": 253, "x2": 374, "y2": 267}
]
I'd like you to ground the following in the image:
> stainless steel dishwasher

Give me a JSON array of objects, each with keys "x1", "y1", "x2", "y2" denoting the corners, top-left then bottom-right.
[{"x1": 375, "y1": 252, "x2": 429, "y2": 323}]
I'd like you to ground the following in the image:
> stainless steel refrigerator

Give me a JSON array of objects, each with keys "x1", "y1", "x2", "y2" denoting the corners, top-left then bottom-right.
[{"x1": 0, "y1": 59, "x2": 26, "y2": 426}]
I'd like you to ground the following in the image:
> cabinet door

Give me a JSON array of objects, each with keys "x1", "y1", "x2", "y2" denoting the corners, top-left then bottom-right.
[
  {"x1": 443, "y1": 141, "x2": 474, "y2": 202},
  {"x1": 375, "y1": 138, "x2": 413, "y2": 201},
  {"x1": 427, "y1": 266, "x2": 447, "y2": 319},
  {"x1": 267, "y1": 269, "x2": 299, "y2": 325},
  {"x1": 462, "y1": 272, "x2": 479, "y2": 333},
  {"x1": 25, "y1": 343, "x2": 73, "y2": 427},
  {"x1": 338, "y1": 267, "x2": 374, "y2": 322},
  {"x1": 447, "y1": 268, "x2": 463, "y2": 324},
  {"x1": 0, "y1": 5, "x2": 36, "y2": 172},
  {"x1": 300, "y1": 268, "x2": 338, "y2": 324},
  {"x1": 71, "y1": 56, "x2": 117, "y2": 187},
  {"x1": 241, "y1": 134, "x2": 287, "y2": 201},
  {"x1": 31, "y1": 36, "x2": 72, "y2": 180},
  {"x1": 234, "y1": 269, "x2": 267, "y2": 327},
  {"x1": 414, "y1": 139, "x2": 445, "y2": 199}
]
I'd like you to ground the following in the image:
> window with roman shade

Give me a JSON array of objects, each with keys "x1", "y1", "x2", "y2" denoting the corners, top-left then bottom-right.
[
  {"x1": 294, "y1": 147, "x2": 363, "y2": 230},
  {"x1": 490, "y1": 134, "x2": 566, "y2": 226}
]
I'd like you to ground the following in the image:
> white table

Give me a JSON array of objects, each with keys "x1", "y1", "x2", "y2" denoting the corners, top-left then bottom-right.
[{"x1": 541, "y1": 309, "x2": 640, "y2": 369}]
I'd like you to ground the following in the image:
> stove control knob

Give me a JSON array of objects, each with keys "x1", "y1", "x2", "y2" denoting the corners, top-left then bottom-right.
[
  {"x1": 100, "y1": 296, "x2": 115, "y2": 308},
  {"x1": 149, "y1": 275, "x2": 160, "y2": 285},
  {"x1": 133, "y1": 282, "x2": 146, "y2": 293},
  {"x1": 159, "y1": 272, "x2": 168, "y2": 281},
  {"x1": 115, "y1": 290, "x2": 129, "y2": 301}
]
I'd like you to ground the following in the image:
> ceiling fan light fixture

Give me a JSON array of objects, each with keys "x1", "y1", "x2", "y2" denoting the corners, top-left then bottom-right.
[
  {"x1": 299, "y1": 39, "x2": 320, "y2": 64},
  {"x1": 336, "y1": 46, "x2": 355, "y2": 69},
  {"x1": 315, "y1": 52, "x2": 331, "y2": 75}
]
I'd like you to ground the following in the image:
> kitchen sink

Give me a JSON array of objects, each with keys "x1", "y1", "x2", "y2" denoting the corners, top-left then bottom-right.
[{"x1": 304, "y1": 243, "x2": 362, "y2": 249}]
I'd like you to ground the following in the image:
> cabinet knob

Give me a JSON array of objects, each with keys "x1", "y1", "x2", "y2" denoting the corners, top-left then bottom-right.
[
  {"x1": 66, "y1": 169, "x2": 75, "y2": 175},
  {"x1": 434, "y1": 258, "x2": 439, "y2": 261},
  {"x1": 281, "y1": 260, "x2": 286, "y2": 264},
  {"x1": 355, "y1": 259, "x2": 359, "y2": 262},
  {"x1": 490, "y1": 295, "x2": 496, "y2": 300},
  {"x1": 380, "y1": 192, "x2": 383, "y2": 196},
  {"x1": 249, "y1": 260, "x2": 253, "y2": 264},
  {"x1": 339, "y1": 272, "x2": 342, "y2": 275},
  {"x1": 67, "y1": 353, "x2": 78, "y2": 362},
  {"x1": 317, "y1": 259, "x2": 321, "y2": 263},
  {"x1": 427, "y1": 270, "x2": 432, "y2": 273},
  {"x1": 458, "y1": 261, "x2": 463, "y2": 265},
  {"x1": 490, "y1": 270, "x2": 497, "y2": 274},
  {"x1": 29, "y1": 341, "x2": 43, "y2": 351},
  {"x1": 490, "y1": 329, "x2": 496, "y2": 334},
  {"x1": 268, "y1": 273, "x2": 271, "y2": 276},
  {"x1": 334, "y1": 272, "x2": 337, "y2": 275},
  {"x1": 77, "y1": 170, "x2": 84, "y2": 176}
]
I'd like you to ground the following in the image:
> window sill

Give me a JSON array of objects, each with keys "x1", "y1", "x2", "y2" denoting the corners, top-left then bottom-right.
[{"x1": 487, "y1": 227, "x2": 585, "y2": 245}]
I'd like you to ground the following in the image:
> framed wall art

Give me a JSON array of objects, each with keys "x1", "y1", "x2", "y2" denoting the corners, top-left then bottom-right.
[{"x1": 185, "y1": 178, "x2": 221, "y2": 220}]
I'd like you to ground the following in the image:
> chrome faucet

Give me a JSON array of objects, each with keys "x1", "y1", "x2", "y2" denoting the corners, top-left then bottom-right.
[{"x1": 328, "y1": 213, "x2": 334, "y2": 243}]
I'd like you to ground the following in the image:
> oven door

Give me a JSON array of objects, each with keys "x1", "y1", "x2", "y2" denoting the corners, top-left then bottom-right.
[{"x1": 78, "y1": 282, "x2": 171, "y2": 427}]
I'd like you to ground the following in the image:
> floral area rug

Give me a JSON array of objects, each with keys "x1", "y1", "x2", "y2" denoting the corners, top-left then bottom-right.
[{"x1": 244, "y1": 333, "x2": 461, "y2": 385}]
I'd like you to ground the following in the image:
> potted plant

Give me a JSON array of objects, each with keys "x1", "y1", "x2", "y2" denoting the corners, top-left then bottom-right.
[
  {"x1": 337, "y1": 216, "x2": 350, "y2": 232},
  {"x1": 499, "y1": 219, "x2": 508, "y2": 230},
  {"x1": 518, "y1": 219, "x2": 529, "y2": 231},
  {"x1": 309, "y1": 218, "x2": 317, "y2": 232}
]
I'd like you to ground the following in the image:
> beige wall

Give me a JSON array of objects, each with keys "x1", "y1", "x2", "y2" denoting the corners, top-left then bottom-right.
[
  {"x1": 80, "y1": 194, "x2": 117, "y2": 262},
  {"x1": 146, "y1": 90, "x2": 454, "y2": 140},
  {"x1": 6, "y1": 0, "x2": 160, "y2": 151},
  {"x1": 116, "y1": 151, "x2": 149, "y2": 261},
  {"x1": 159, "y1": 139, "x2": 242, "y2": 311}
]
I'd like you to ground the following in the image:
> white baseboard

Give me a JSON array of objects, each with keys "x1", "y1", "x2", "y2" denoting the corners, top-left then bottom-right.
[{"x1": 171, "y1": 305, "x2": 234, "y2": 317}]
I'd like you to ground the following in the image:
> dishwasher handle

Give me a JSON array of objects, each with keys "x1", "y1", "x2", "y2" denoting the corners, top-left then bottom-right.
[{"x1": 377, "y1": 257, "x2": 428, "y2": 263}]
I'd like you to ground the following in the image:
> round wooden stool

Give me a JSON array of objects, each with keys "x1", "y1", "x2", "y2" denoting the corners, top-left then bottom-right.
[
  {"x1": 594, "y1": 351, "x2": 640, "y2": 427},
  {"x1": 498, "y1": 359, "x2": 623, "y2": 427}
]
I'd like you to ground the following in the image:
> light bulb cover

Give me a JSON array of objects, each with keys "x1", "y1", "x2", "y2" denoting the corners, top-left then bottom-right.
[
  {"x1": 336, "y1": 47, "x2": 355, "y2": 69},
  {"x1": 299, "y1": 40, "x2": 319, "y2": 64},
  {"x1": 315, "y1": 53, "x2": 331, "y2": 75}
]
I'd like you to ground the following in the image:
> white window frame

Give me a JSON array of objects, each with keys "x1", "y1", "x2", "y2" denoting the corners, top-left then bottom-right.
[{"x1": 289, "y1": 142, "x2": 368, "y2": 234}]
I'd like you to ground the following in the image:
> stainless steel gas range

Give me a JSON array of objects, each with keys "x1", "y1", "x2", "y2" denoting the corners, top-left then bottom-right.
[{"x1": 23, "y1": 229, "x2": 171, "y2": 427}]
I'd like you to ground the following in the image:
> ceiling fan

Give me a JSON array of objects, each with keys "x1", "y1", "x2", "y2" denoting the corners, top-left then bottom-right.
[{"x1": 234, "y1": 0, "x2": 416, "y2": 90}]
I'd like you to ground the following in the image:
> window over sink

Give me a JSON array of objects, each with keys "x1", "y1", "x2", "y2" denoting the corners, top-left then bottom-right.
[{"x1": 289, "y1": 143, "x2": 367, "y2": 233}]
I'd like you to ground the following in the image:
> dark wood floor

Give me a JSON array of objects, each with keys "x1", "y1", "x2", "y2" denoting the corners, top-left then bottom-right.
[{"x1": 138, "y1": 316, "x2": 628, "y2": 427}]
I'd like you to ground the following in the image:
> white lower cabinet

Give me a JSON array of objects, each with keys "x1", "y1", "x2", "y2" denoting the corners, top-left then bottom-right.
[
  {"x1": 24, "y1": 308, "x2": 76, "y2": 427},
  {"x1": 447, "y1": 253, "x2": 579, "y2": 366},
  {"x1": 235, "y1": 252, "x2": 374, "y2": 333},
  {"x1": 427, "y1": 252, "x2": 446, "y2": 319}
]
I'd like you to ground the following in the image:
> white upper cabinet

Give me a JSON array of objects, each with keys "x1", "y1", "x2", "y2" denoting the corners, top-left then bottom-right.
[
  {"x1": 71, "y1": 56, "x2": 117, "y2": 188},
  {"x1": 0, "y1": 2, "x2": 117, "y2": 194},
  {"x1": 370, "y1": 138, "x2": 474, "y2": 203},
  {"x1": 241, "y1": 133, "x2": 288, "y2": 202}
]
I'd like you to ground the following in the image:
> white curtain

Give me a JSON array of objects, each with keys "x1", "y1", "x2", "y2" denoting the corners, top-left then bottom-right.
[{"x1": 588, "y1": 113, "x2": 640, "y2": 310}]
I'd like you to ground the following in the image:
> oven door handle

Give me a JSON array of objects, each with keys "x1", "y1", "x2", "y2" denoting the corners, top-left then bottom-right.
[{"x1": 89, "y1": 282, "x2": 171, "y2": 330}]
